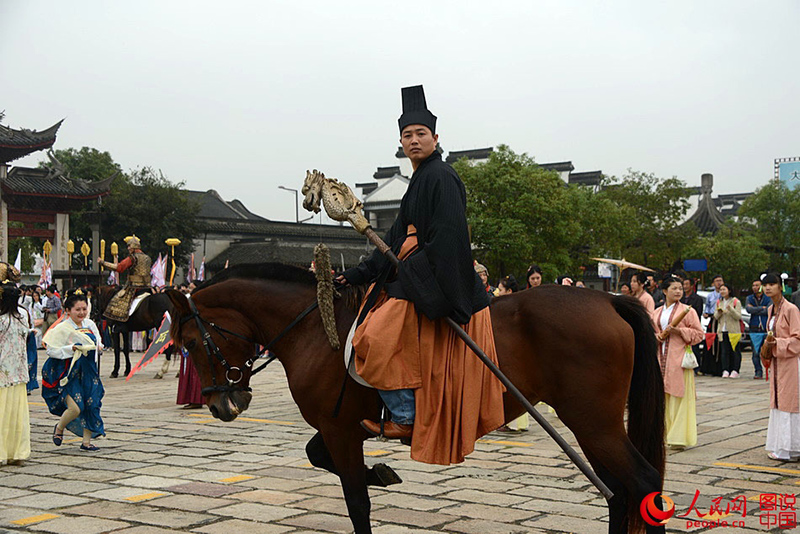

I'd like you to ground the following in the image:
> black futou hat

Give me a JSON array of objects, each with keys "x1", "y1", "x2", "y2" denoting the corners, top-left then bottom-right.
[{"x1": 398, "y1": 85, "x2": 437, "y2": 134}]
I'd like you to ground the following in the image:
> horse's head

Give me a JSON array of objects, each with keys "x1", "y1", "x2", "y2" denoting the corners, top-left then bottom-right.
[{"x1": 166, "y1": 289, "x2": 254, "y2": 422}]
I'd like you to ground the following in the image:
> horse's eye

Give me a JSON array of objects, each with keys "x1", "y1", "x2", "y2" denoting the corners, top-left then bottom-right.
[{"x1": 185, "y1": 340, "x2": 197, "y2": 350}]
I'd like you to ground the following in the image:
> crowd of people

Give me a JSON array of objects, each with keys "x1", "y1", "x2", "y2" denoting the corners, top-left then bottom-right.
[
  {"x1": 0, "y1": 264, "x2": 206, "y2": 465},
  {"x1": 475, "y1": 262, "x2": 800, "y2": 462}
]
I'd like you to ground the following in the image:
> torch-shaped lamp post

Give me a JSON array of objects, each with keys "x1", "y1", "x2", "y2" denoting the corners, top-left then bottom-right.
[
  {"x1": 110, "y1": 242, "x2": 119, "y2": 285},
  {"x1": 81, "y1": 241, "x2": 91, "y2": 270},
  {"x1": 165, "y1": 238, "x2": 181, "y2": 287},
  {"x1": 67, "y1": 239, "x2": 75, "y2": 289}
]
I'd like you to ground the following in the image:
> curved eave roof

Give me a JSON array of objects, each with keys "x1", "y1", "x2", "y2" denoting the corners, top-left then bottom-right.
[
  {"x1": 2, "y1": 167, "x2": 115, "y2": 198},
  {"x1": 685, "y1": 194, "x2": 726, "y2": 234},
  {"x1": 0, "y1": 120, "x2": 63, "y2": 164}
]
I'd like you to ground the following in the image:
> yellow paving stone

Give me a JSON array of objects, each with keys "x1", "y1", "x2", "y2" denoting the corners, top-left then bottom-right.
[
  {"x1": 364, "y1": 449, "x2": 391, "y2": 456},
  {"x1": 125, "y1": 492, "x2": 168, "y2": 502},
  {"x1": 11, "y1": 513, "x2": 59, "y2": 526},
  {"x1": 477, "y1": 438, "x2": 533, "y2": 447},
  {"x1": 714, "y1": 461, "x2": 800, "y2": 476},
  {"x1": 219, "y1": 475, "x2": 255, "y2": 483},
  {"x1": 129, "y1": 428, "x2": 155, "y2": 433}
]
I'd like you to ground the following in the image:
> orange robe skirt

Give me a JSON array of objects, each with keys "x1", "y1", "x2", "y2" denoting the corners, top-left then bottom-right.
[{"x1": 352, "y1": 227, "x2": 505, "y2": 465}]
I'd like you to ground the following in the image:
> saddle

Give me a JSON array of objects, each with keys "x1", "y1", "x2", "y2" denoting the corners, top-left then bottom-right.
[{"x1": 104, "y1": 288, "x2": 152, "y2": 322}]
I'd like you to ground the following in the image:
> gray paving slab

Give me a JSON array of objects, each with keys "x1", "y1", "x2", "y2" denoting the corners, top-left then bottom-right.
[{"x1": 8, "y1": 347, "x2": 793, "y2": 533}]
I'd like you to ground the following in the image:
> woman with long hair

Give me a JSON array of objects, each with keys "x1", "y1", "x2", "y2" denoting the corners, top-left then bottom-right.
[
  {"x1": 714, "y1": 282, "x2": 743, "y2": 378},
  {"x1": 42, "y1": 290, "x2": 104, "y2": 451},
  {"x1": 0, "y1": 281, "x2": 32, "y2": 465},
  {"x1": 526, "y1": 264, "x2": 543, "y2": 289},
  {"x1": 762, "y1": 273, "x2": 800, "y2": 461},
  {"x1": 653, "y1": 276, "x2": 703, "y2": 449}
]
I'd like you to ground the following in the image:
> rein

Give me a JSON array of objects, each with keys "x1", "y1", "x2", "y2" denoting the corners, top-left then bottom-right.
[{"x1": 180, "y1": 296, "x2": 320, "y2": 396}]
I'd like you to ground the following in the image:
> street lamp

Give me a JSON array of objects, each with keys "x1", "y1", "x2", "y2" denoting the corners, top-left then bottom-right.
[{"x1": 278, "y1": 186, "x2": 314, "y2": 223}]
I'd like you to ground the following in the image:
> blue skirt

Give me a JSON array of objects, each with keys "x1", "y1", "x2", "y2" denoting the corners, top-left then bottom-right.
[
  {"x1": 26, "y1": 332, "x2": 39, "y2": 393},
  {"x1": 41, "y1": 355, "x2": 105, "y2": 438}
]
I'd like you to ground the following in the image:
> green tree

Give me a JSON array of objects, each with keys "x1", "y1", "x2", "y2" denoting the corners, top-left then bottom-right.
[
  {"x1": 738, "y1": 179, "x2": 800, "y2": 271},
  {"x1": 100, "y1": 167, "x2": 201, "y2": 266},
  {"x1": 6, "y1": 234, "x2": 42, "y2": 273},
  {"x1": 39, "y1": 147, "x2": 122, "y2": 182},
  {"x1": 37, "y1": 149, "x2": 201, "y2": 268},
  {"x1": 682, "y1": 222, "x2": 769, "y2": 290},
  {"x1": 598, "y1": 170, "x2": 696, "y2": 270},
  {"x1": 39, "y1": 147, "x2": 122, "y2": 241},
  {"x1": 454, "y1": 145, "x2": 629, "y2": 282}
]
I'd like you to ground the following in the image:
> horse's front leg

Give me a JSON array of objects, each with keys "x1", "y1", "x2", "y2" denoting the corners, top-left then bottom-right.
[
  {"x1": 110, "y1": 328, "x2": 122, "y2": 378},
  {"x1": 306, "y1": 432, "x2": 402, "y2": 488},
  {"x1": 122, "y1": 331, "x2": 132, "y2": 375},
  {"x1": 320, "y1": 427, "x2": 372, "y2": 534}
]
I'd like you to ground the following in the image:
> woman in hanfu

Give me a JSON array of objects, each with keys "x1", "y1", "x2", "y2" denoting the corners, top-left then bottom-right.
[
  {"x1": 761, "y1": 273, "x2": 800, "y2": 461},
  {"x1": 0, "y1": 282, "x2": 32, "y2": 465},
  {"x1": 653, "y1": 276, "x2": 703, "y2": 449},
  {"x1": 42, "y1": 290, "x2": 105, "y2": 451}
]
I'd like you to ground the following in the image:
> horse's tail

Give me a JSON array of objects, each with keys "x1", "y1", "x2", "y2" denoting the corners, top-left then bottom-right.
[{"x1": 612, "y1": 295, "x2": 665, "y2": 531}]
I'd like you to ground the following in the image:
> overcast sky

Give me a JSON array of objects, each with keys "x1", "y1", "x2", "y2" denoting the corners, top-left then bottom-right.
[{"x1": 2, "y1": 1, "x2": 797, "y2": 223}]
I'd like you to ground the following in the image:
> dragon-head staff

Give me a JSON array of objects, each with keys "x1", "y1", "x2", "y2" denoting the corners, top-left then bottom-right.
[{"x1": 302, "y1": 169, "x2": 324, "y2": 214}]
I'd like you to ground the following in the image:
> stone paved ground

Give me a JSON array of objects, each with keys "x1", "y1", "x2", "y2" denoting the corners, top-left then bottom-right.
[{"x1": 1, "y1": 348, "x2": 797, "y2": 533}]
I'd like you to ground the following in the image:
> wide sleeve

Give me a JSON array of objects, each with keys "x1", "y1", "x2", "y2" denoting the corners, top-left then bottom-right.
[
  {"x1": 85, "y1": 319, "x2": 103, "y2": 352},
  {"x1": 775, "y1": 305, "x2": 800, "y2": 360},
  {"x1": 420, "y1": 171, "x2": 475, "y2": 323},
  {"x1": 341, "y1": 216, "x2": 404, "y2": 286},
  {"x1": 115, "y1": 256, "x2": 134, "y2": 273},
  {"x1": 675, "y1": 308, "x2": 704, "y2": 345},
  {"x1": 46, "y1": 342, "x2": 75, "y2": 360}
]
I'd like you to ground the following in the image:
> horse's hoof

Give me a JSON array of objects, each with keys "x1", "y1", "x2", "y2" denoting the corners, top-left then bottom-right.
[
  {"x1": 109, "y1": 371, "x2": 119, "y2": 379},
  {"x1": 370, "y1": 463, "x2": 403, "y2": 487},
  {"x1": 153, "y1": 373, "x2": 163, "y2": 379}
]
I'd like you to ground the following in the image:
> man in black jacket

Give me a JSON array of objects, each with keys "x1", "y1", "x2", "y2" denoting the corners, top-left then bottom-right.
[{"x1": 337, "y1": 86, "x2": 503, "y2": 464}]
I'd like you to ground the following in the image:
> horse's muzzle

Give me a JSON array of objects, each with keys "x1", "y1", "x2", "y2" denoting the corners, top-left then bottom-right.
[{"x1": 208, "y1": 390, "x2": 252, "y2": 422}]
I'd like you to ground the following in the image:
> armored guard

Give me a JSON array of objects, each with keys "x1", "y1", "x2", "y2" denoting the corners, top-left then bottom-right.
[{"x1": 98, "y1": 236, "x2": 152, "y2": 321}]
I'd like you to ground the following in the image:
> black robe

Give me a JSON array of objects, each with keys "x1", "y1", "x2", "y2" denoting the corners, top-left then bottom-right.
[{"x1": 343, "y1": 151, "x2": 488, "y2": 324}]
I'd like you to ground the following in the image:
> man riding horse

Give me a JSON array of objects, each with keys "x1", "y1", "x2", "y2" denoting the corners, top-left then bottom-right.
[
  {"x1": 337, "y1": 85, "x2": 505, "y2": 465},
  {"x1": 97, "y1": 236, "x2": 153, "y2": 322}
]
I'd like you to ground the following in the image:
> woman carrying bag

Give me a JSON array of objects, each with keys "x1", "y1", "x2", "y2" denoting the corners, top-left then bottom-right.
[{"x1": 653, "y1": 276, "x2": 704, "y2": 449}]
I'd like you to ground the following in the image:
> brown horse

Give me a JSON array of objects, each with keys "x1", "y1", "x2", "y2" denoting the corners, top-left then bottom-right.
[{"x1": 167, "y1": 263, "x2": 666, "y2": 534}]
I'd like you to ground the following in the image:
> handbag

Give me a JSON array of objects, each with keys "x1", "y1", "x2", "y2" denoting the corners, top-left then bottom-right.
[{"x1": 681, "y1": 345, "x2": 699, "y2": 369}]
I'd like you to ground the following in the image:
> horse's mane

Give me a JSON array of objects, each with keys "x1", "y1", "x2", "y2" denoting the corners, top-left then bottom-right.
[
  {"x1": 196, "y1": 263, "x2": 317, "y2": 290},
  {"x1": 194, "y1": 262, "x2": 366, "y2": 312}
]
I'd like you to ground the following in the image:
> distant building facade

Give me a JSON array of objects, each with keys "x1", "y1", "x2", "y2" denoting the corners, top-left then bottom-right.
[{"x1": 356, "y1": 145, "x2": 604, "y2": 231}]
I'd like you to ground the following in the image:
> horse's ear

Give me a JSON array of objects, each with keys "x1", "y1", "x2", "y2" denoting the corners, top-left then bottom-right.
[{"x1": 165, "y1": 289, "x2": 190, "y2": 319}]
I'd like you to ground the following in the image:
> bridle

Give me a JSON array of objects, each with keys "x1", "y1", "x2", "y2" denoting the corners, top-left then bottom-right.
[{"x1": 180, "y1": 296, "x2": 320, "y2": 396}]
